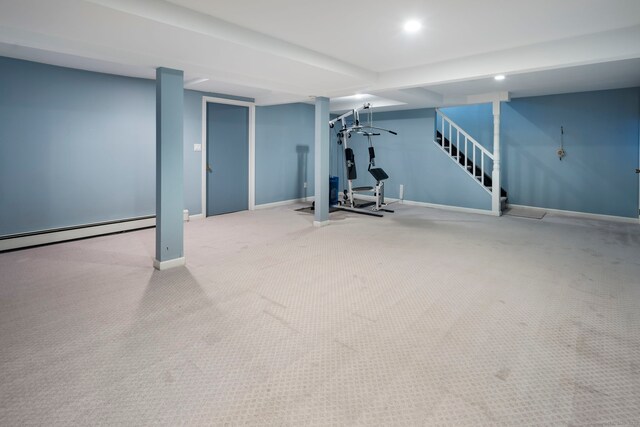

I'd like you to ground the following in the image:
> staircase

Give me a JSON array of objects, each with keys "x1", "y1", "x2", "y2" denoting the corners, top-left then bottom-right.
[{"x1": 435, "y1": 109, "x2": 507, "y2": 211}]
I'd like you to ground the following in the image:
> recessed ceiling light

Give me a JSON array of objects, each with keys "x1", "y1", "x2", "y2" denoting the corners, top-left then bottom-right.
[
  {"x1": 404, "y1": 20, "x2": 422, "y2": 33},
  {"x1": 494, "y1": 74, "x2": 506, "y2": 81}
]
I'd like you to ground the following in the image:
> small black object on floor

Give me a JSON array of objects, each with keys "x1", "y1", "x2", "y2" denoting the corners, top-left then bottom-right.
[{"x1": 295, "y1": 205, "x2": 342, "y2": 214}]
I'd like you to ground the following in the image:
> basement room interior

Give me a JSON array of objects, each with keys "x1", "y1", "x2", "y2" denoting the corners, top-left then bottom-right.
[{"x1": 1, "y1": 0, "x2": 639, "y2": 425}]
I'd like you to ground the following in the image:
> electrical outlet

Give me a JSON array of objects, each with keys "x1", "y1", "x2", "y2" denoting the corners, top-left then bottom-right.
[
  {"x1": 193, "y1": 144, "x2": 202, "y2": 152},
  {"x1": 303, "y1": 182, "x2": 307, "y2": 189}
]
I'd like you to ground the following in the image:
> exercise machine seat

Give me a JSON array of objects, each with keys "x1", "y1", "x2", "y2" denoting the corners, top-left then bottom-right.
[{"x1": 369, "y1": 167, "x2": 389, "y2": 181}]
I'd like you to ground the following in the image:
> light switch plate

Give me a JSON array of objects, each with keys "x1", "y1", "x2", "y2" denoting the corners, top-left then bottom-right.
[{"x1": 194, "y1": 144, "x2": 202, "y2": 152}]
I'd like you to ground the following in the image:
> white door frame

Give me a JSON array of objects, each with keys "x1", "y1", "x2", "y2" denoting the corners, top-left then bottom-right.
[{"x1": 201, "y1": 96, "x2": 255, "y2": 216}]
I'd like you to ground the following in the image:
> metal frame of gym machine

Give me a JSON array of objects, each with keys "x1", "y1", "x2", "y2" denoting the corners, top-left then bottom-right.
[{"x1": 329, "y1": 103, "x2": 398, "y2": 217}]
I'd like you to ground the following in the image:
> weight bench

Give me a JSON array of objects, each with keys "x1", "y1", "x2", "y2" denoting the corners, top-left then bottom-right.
[{"x1": 351, "y1": 167, "x2": 392, "y2": 212}]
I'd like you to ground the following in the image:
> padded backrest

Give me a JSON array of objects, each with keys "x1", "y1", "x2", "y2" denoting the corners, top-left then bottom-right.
[
  {"x1": 369, "y1": 167, "x2": 389, "y2": 181},
  {"x1": 345, "y1": 148, "x2": 357, "y2": 180}
]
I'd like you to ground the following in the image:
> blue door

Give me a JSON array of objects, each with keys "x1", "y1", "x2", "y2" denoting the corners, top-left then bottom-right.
[{"x1": 206, "y1": 103, "x2": 249, "y2": 216}]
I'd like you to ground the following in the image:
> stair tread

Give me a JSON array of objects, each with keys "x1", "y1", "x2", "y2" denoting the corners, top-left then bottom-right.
[{"x1": 435, "y1": 139, "x2": 508, "y2": 198}]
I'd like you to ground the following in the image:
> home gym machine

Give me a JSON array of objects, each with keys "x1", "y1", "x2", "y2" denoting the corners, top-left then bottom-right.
[{"x1": 329, "y1": 103, "x2": 398, "y2": 217}]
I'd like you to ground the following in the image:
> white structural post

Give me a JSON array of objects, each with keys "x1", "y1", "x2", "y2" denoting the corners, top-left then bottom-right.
[{"x1": 492, "y1": 100, "x2": 502, "y2": 216}]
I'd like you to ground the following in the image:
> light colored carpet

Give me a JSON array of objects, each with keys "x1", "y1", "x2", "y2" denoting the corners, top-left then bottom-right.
[{"x1": 1, "y1": 204, "x2": 639, "y2": 425}]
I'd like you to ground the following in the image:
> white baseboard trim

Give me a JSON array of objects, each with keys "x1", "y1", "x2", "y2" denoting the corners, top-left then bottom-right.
[
  {"x1": 255, "y1": 196, "x2": 315, "y2": 210},
  {"x1": 0, "y1": 217, "x2": 156, "y2": 252},
  {"x1": 189, "y1": 214, "x2": 205, "y2": 220},
  {"x1": 508, "y1": 204, "x2": 639, "y2": 224},
  {"x1": 313, "y1": 220, "x2": 330, "y2": 227},
  {"x1": 153, "y1": 256, "x2": 186, "y2": 270},
  {"x1": 401, "y1": 199, "x2": 495, "y2": 216}
]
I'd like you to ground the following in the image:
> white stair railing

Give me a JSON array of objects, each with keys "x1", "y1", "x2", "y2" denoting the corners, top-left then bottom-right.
[{"x1": 435, "y1": 109, "x2": 493, "y2": 194}]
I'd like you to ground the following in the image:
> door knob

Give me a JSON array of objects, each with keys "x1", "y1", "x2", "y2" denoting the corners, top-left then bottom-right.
[
  {"x1": 636, "y1": 168, "x2": 640, "y2": 174},
  {"x1": 207, "y1": 163, "x2": 212, "y2": 173}
]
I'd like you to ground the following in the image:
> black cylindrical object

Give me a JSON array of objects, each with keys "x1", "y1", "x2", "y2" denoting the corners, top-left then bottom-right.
[{"x1": 329, "y1": 176, "x2": 339, "y2": 206}]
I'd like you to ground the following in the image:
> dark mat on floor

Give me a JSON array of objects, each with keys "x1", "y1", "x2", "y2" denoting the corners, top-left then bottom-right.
[
  {"x1": 504, "y1": 206, "x2": 546, "y2": 219},
  {"x1": 295, "y1": 206, "x2": 342, "y2": 214}
]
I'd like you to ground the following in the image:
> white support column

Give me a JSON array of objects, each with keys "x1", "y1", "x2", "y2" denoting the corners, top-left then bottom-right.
[{"x1": 492, "y1": 100, "x2": 502, "y2": 216}]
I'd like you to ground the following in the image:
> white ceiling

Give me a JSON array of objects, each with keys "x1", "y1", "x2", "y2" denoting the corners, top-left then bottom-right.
[
  {"x1": 1, "y1": 0, "x2": 639, "y2": 110},
  {"x1": 167, "y1": 0, "x2": 640, "y2": 72}
]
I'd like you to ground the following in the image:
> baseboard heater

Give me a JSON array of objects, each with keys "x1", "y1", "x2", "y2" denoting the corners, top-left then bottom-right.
[{"x1": 0, "y1": 215, "x2": 156, "y2": 252}]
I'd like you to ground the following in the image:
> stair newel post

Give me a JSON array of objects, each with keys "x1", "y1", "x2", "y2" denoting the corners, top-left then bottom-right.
[{"x1": 492, "y1": 100, "x2": 502, "y2": 216}]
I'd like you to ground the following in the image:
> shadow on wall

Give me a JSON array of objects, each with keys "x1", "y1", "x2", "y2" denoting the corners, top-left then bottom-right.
[
  {"x1": 503, "y1": 108, "x2": 596, "y2": 213},
  {"x1": 296, "y1": 145, "x2": 310, "y2": 200},
  {"x1": 504, "y1": 134, "x2": 584, "y2": 208}
]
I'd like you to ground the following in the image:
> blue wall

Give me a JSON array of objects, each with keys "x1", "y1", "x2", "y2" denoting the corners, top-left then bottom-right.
[
  {"x1": 439, "y1": 103, "x2": 494, "y2": 152},
  {"x1": 4, "y1": 56, "x2": 635, "y2": 238},
  {"x1": 0, "y1": 57, "x2": 155, "y2": 236},
  {"x1": 255, "y1": 103, "x2": 315, "y2": 205},
  {"x1": 330, "y1": 109, "x2": 491, "y2": 210},
  {"x1": 442, "y1": 88, "x2": 640, "y2": 218},
  {"x1": 503, "y1": 89, "x2": 639, "y2": 217},
  {"x1": 0, "y1": 56, "x2": 251, "y2": 237}
]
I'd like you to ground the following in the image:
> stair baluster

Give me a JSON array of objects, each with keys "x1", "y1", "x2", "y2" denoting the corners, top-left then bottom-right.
[
  {"x1": 464, "y1": 136, "x2": 468, "y2": 171},
  {"x1": 434, "y1": 109, "x2": 503, "y2": 197}
]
